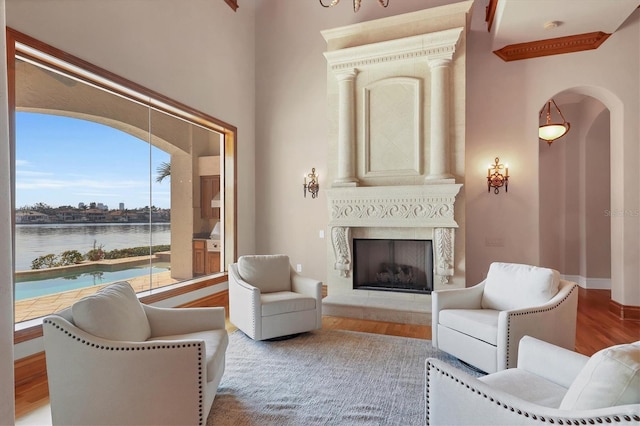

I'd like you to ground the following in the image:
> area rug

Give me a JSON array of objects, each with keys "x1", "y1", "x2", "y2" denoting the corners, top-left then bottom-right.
[{"x1": 207, "y1": 329, "x2": 483, "y2": 425}]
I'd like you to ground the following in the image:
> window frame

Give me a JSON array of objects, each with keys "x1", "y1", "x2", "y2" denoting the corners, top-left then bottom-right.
[{"x1": 7, "y1": 27, "x2": 238, "y2": 343}]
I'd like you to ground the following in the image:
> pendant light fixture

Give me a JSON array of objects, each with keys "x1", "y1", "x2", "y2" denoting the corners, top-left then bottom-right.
[
  {"x1": 539, "y1": 99, "x2": 570, "y2": 145},
  {"x1": 319, "y1": 0, "x2": 389, "y2": 13}
]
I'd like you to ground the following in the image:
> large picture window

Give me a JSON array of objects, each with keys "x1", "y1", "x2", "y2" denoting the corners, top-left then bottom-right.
[{"x1": 8, "y1": 29, "x2": 236, "y2": 330}]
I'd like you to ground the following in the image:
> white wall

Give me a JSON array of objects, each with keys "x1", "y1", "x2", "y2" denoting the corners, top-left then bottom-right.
[
  {"x1": 253, "y1": 0, "x2": 458, "y2": 282},
  {"x1": 0, "y1": 1, "x2": 17, "y2": 423},
  {"x1": 253, "y1": 1, "x2": 639, "y2": 306},
  {"x1": 465, "y1": 6, "x2": 639, "y2": 306}
]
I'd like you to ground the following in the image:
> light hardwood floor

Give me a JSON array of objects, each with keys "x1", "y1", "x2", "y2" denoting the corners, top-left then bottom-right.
[
  {"x1": 14, "y1": 287, "x2": 640, "y2": 419},
  {"x1": 323, "y1": 288, "x2": 639, "y2": 356}
]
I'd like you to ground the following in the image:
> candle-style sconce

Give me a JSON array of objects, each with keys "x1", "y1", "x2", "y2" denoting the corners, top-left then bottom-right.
[
  {"x1": 487, "y1": 157, "x2": 509, "y2": 194},
  {"x1": 303, "y1": 167, "x2": 320, "y2": 199}
]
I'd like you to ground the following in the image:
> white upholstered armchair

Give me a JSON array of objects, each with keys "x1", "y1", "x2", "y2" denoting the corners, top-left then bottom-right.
[
  {"x1": 426, "y1": 336, "x2": 640, "y2": 425},
  {"x1": 432, "y1": 262, "x2": 578, "y2": 373},
  {"x1": 42, "y1": 281, "x2": 228, "y2": 426},
  {"x1": 229, "y1": 254, "x2": 322, "y2": 340}
]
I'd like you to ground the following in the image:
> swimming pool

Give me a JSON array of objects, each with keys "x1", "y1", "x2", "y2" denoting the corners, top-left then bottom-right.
[{"x1": 15, "y1": 263, "x2": 170, "y2": 300}]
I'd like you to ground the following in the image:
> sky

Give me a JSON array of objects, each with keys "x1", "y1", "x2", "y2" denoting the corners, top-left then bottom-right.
[{"x1": 16, "y1": 112, "x2": 171, "y2": 210}]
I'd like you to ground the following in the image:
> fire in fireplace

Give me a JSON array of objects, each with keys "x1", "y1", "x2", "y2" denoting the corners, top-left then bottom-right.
[{"x1": 353, "y1": 239, "x2": 433, "y2": 294}]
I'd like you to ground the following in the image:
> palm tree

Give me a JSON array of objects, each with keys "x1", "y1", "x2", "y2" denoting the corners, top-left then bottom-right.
[{"x1": 156, "y1": 162, "x2": 171, "y2": 183}]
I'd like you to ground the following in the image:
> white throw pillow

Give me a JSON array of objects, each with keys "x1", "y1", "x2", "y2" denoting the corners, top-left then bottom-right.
[
  {"x1": 238, "y1": 255, "x2": 291, "y2": 293},
  {"x1": 560, "y1": 341, "x2": 640, "y2": 410},
  {"x1": 481, "y1": 262, "x2": 560, "y2": 311},
  {"x1": 72, "y1": 281, "x2": 151, "y2": 342}
]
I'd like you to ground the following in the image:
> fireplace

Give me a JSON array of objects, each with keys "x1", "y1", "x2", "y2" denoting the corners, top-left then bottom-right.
[
  {"x1": 321, "y1": 4, "x2": 470, "y2": 324},
  {"x1": 353, "y1": 239, "x2": 433, "y2": 294}
]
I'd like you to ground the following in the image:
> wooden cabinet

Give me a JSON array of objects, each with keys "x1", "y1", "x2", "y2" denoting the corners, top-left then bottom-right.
[
  {"x1": 206, "y1": 251, "x2": 220, "y2": 274},
  {"x1": 201, "y1": 175, "x2": 220, "y2": 219},
  {"x1": 193, "y1": 240, "x2": 206, "y2": 276},
  {"x1": 193, "y1": 240, "x2": 221, "y2": 276}
]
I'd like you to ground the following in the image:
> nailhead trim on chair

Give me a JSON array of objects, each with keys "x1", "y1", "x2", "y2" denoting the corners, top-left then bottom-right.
[
  {"x1": 43, "y1": 318, "x2": 207, "y2": 425},
  {"x1": 505, "y1": 284, "x2": 578, "y2": 369},
  {"x1": 426, "y1": 361, "x2": 640, "y2": 425}
]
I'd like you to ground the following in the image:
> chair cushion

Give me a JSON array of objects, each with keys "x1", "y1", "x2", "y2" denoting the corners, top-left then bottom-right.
[
  {"x1": 149, "y1": 329, "x2": 229, "y2": 383},
  {"x1": 479, "y1": 368, "x2": 568, "y2": 408},
  {"x1": 72, "y1": 281, "x2": 151, "y2": 342},
  {"x1": 481, "y1": 262, "x2": 560, "y2": 311},
  {"x1": 559, "y1": 341, "x2": 640, "y2": 410},
  {"x1": 238, "y1": 255, "x2": 291, "y2": 293},
  {"x1": 261, "y1": 291, "x2": 317, "y2": 317},
  {"x1": 439, "y1": 309, "x2": 499, "y2": 346}
]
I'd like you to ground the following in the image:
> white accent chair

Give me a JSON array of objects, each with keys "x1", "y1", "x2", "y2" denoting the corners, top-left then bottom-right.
[
  {"x1": 432, "y1": 262, "x2": 578, "y2": 373},
  {"x1": 426, "y1": 336, "x2": 640, "y2": 425},
  {"x1": 42, "y1": 281, "x2": 228, "y2": 426},
  {"x1": 229, "y1": 254, "x2": 322, "y2": 340}
]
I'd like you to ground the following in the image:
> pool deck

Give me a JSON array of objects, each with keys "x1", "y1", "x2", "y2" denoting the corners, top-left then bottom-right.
[{"x1": 14, "y1": 257, "x2": 180, "y2": 323}]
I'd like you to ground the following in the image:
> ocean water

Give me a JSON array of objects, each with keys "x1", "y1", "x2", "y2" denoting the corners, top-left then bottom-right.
[{"x1": 15, "y1": 223, "x2": 171, "y2": 271}]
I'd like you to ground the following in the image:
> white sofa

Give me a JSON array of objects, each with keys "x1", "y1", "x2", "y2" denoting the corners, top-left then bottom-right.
[
  {"x1": 432, "y1": 262, "x2": 579, "y2": 373},
  {"x1": 229, "y1": 254, "x2": 322, "y2": 340},
  {"x1": 42, "y1": 281, "x2": 228, "y2": 426},
  {"x1": 426, "y1": 336, "x2": 640, "y2": 425}
]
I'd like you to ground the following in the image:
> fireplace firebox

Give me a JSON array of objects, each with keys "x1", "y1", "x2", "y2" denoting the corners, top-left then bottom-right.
[{"x1": 353, "y1": 239, "x2": 433, "y2": 294}]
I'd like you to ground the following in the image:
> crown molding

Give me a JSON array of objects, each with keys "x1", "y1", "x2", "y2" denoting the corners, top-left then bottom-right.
[
  {"x1": 324, "y1": 28, "x2": 464, "y2": 72},
  {"x1": 485, "y1": 0, "x2": 498, "y2": 32},
  {"x1": 493, "y1": 31, "x2": 611, "y2": 62}
]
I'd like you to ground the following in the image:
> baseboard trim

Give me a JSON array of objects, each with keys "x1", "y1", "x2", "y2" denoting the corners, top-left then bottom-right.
[
  {"x1": 609, "y1": 299, "x2": 640, "y2": 321},
  {"x1": 562, "y1": 275, "x2": 611, "y2": 290}
]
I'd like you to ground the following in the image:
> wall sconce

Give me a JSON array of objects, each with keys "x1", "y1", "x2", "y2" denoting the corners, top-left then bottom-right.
[
  {"x1": 539, "y1": 99, "x2": 570, "y2": 145},
  {"x1": 303, "y1": 168, "x2": 320, "y2": 199},
  {"x1": 487, "y1": 157, "x2": 509, "y2": 194}
]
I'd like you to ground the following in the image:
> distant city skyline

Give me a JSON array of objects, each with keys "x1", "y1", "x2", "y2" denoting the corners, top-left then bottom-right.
[{"x1": 16, "y1": 112, "x2": 171, "y2": 209}]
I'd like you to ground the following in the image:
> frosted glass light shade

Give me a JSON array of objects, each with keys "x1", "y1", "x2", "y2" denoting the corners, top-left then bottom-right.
[{"x1": 539, "y1": 123, "x2": 569, "y2": 142}]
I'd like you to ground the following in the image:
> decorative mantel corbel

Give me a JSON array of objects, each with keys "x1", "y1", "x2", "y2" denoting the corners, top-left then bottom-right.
[
  {"x1": 331, "y1": 226, "x2": 351, "y2": 277},
  {"x1": 434, "y1": 227, "x2": 455, "y2": 284}
]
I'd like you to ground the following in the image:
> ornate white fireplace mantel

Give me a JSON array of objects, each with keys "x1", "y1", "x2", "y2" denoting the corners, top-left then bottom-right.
[
  {"x1": 321, "y1": 3, "x2": 471, "y2": 324},
  {"x1": 328, "y1": 184, "x2": 461, "y2": 284}
]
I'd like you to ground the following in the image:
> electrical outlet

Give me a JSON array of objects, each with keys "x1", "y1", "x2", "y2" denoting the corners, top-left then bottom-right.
[
  {"x1": 296, "y1": 264, "x2": 302, "y2": 272},
  {"x1": 319, "y1": 230, "x2": 325, "y2": 239}
]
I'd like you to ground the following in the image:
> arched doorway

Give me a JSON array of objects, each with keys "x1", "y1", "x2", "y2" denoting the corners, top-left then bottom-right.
[
  {"x1": 539, "y1": 92, "x2": 611, "y2": 289},
  {"x1": 538, "y1": 86, "x2": 639, "y2": 317}
]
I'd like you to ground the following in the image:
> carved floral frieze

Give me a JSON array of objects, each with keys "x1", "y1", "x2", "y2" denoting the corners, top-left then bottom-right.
[{"x1": 327, "y1": 184, "x2": 461, "y2": 284}]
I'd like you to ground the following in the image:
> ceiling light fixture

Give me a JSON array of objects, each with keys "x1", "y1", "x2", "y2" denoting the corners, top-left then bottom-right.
[
  {"x1": 539, "y1": 99, "x2": 570, "y2": 145},
  {"x1": 319, "y1": 0, "x2": 389, "y2": 13}
]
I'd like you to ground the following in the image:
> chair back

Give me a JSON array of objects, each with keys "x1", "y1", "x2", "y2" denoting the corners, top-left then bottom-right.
[
  {"x1": 237, "y1": 254, "x2": 291, "y2": 293},
  {"x1": 481, "y1": 262, "x2": 560, "y2": 311}
]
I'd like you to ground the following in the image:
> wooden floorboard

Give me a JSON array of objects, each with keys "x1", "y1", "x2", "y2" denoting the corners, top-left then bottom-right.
[{"x1": 14, "y1": 287, "x2": 640, "y2": 419}]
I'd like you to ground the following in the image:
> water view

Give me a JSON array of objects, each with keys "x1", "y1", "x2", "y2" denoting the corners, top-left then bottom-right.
[{"x1": 15, "y1": 223, "x2": 171, "y2": 271}]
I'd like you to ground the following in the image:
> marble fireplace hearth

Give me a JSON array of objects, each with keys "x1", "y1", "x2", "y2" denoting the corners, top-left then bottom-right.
[{"x1": 322, "y1": 292, "x2": 432, "y2": 325}]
